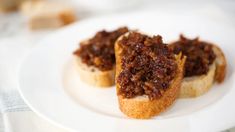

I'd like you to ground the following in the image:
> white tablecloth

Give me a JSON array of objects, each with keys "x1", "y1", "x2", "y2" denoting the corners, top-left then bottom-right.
[{"x1": 0, "y1": 1, "x2": 235, "y2": 132}]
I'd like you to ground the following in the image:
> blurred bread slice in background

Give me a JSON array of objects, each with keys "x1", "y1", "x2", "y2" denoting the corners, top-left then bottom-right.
[
  {"x1": 0, "y1": 0, "x2": 34, "y2": 12},
  {"x1": 20, "y1": 0, "x2": 76, "y2": 30}
]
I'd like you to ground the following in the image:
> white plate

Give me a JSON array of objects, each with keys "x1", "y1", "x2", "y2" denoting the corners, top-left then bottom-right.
[{"x1": 18, "y1": 11, "x2": 235, "y2": 132}]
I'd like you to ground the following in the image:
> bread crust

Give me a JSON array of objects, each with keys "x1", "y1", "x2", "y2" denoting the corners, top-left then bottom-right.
[
  {"x1": 179, "y1": 44, "x2": 227, "y2": 98},
  {"x1": 212, "y1": 44, "x2": 227, "y2": 83},
  {"x1": 115, "y1": 33, "x2": 186, "y2": 119}
]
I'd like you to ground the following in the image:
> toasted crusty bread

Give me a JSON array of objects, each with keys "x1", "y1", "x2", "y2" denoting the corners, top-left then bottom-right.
[
  {"x1": 74, "y1": 40, "x2": 115, "y2": 87},
  {"x1": 115, "y1": 33, "x2": 186, "y2": 119},
  {"x1": 179, "y1": 44, "x2": 227, "y2": 98}
]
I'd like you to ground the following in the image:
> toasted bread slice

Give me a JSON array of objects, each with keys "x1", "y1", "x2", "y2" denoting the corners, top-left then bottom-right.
[
  {"x1": 115, "y1": 33, "x2": 186, "y2": 119},
  {"x1": 179, "y1": 62, "x2": 216, "y2": 98},
  {"x1": 0, "y1": 0, "x2": 26, "y2": 13},
  {"x1": 73, "y1": 27, "x2": 128, "y2": 87},
  {"x1": 20, "y1": 0, "x2": 76, "y2": 30},
  {"x1": 179, "y1": 44, "x2": 227, "y2": 98},
  {"x1": 74, "y1": 56, "x2": 115, "y2": 87},
  {"x1": 74, "y1": 40, "x2": 115, "y2": 87}
]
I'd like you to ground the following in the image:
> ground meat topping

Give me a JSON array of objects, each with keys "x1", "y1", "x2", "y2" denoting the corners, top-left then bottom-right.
[
  {"x1": 117, "y1": 32, "x2": 177, "y2": 100},
  {"x1": 170, "y1": 35, "x2": 216, "y2": 77},
  {"x1": 74, "y1": 27, "x2": 129, "y2": 71}
]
